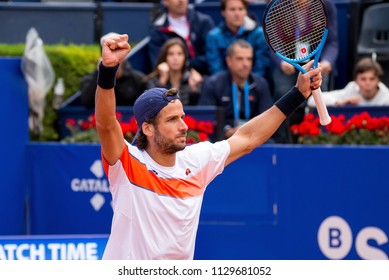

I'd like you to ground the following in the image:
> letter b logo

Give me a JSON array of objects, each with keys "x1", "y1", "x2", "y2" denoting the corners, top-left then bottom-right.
[{"x1": 318, "y1": 216, "x2": 352, "y2": 259}]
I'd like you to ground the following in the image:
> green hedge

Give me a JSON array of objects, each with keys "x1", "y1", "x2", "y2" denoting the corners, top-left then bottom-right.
[{"x1": 0, "y1": 44, "x2": 101, "y2": 141}]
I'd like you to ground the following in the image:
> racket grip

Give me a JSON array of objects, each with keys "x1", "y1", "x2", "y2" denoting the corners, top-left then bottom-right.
[{"x1": 312, "y1": 88, "x2": 331, "y2": 126}]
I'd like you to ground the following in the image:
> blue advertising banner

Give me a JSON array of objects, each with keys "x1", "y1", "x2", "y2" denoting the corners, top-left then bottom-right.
[
  {"x1": 195, "y1": 146, "x2": 389, "y2": 260},
  {"x1": 26, "y1": 143, "x2": 389, "y2": 260},
  {"x1": 0, "y1": 235, "x2": 108, "y2": 260},
  {"x1": 27, "y1": 143, "x2": 113, "y2": 235},
  {"x1": 0, "y1": 58, "x2": 29, "y2": 235}
]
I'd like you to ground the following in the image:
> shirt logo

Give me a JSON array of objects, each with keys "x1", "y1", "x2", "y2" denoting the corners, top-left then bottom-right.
[{"x1": 185, "y1": 168, "x2": 191, "y2": 176}]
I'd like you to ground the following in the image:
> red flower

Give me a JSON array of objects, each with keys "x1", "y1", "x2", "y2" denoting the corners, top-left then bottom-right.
[
  {"x1": 184, "y1": 116, "x2": 197, "y2": 130},
  {"x1": 66, "y1": 118, "x2": 76, "y2": 126},
  {"x1": 198, "y1": 132, "x2": 209, "y2": 142},
  {"x1": 119, "y1": 116, "x2": 138, "y2": 135},
  {"x1": 196, "y1": 120, "x2": 214, "y2": 134},
  {"x1": 186, "y1": 138, "x2": 196, "y2": 144}
]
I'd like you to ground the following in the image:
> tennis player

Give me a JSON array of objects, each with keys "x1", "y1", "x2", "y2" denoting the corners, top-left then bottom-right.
[{"x1": 95, "y1": 33, "x2": 322, "y2": 259}]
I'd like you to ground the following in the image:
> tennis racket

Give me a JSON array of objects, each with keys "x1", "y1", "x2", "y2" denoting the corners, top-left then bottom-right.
[{"x1": 263, "y1": 0, "x2": 331, "y2": 125}]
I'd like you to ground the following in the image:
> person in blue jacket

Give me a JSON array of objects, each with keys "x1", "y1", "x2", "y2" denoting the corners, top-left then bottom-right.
[
  {"x1": 199, "y1": 39, "x2": 274, "y2": 141},
  {"x1": 148, "y1": 0, "x2": 215, "y2": 75},
  {"x1": 205, "y1": 0, "x2": 270, "y2": 79}
]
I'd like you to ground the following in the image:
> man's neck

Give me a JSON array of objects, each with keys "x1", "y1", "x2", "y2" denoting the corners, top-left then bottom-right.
[
  {"x1": 226, "y1": 22, "x2": 240, "y2": 35},
  {"x1": 146, "y1": 146, "x2": 176, "y2": 167},
  {"x1": 168, "y1": 12, "x2": 186, "y2": 19},
  {"x1": 232, "y1": 76, "x2": 247, "y2": 88}
]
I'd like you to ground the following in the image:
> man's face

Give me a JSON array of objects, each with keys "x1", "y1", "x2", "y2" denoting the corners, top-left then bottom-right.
[
  {"x1": 355, "y1": 70, "x2": 380, "y2": 100},
  {"x1": 163, "y1": 0, "x2": 188, "y2": 18},
  {"x1": 152, "y1": 100, "x2": 188, "y2": 154},
  {"x1": 222, "y1": 0, "x2": 247, "y2": 31},
  {"x1": 226, "y1": 46, "x2": 253, "y2": 81}
]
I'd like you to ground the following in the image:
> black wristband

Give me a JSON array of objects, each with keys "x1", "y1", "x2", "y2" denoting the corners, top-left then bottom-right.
[
  {"x1": 275, "y1": 87, "x2": 306, "y2": 117},
  {"x1": 97, "y1": 62, "x2": 119, "y2": 89}
]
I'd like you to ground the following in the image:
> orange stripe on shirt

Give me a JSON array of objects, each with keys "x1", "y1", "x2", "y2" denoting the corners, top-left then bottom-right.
[{"x1": 105, "y1": 145, "x2": 204, "y2": 199}]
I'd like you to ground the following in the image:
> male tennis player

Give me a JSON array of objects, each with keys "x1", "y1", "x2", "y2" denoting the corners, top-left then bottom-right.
[{"x1": 95, "y1": 33, "x2": 322, "y2": 259}]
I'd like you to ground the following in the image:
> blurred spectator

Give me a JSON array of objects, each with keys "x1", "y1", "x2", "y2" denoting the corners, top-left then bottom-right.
[
  {"x1": 148, "y1": 0, "x2": 215, "y2": 75},
  {"x1": 80, "y1": 33, "x2": 147, "y2": 108},
  {"x1": 307, "y1": 57, "x2": 389, "y2": 107},
  {"x1": 206, "y1": 0, "x2": 270, "y2": 78},
  {"x1": 198, "y1": 40, "x2": 274, "y2": 140},
  {"x1": 270, "y1": 0, "x2": 339, "y2": 143},
  {"x1": 80, "y1": 59, "x2": 147, "y2": 108},
  {"x1": 144, "y1": 38, "x2": 203, "y2": 105},
  {"x1": 271, "y1": 0, "x2": 338, "y2": 97}
]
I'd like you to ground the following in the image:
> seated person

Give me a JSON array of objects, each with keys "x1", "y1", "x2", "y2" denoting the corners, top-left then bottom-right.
[
  {"x1": 80, "y1": 59, "x2": 147, "y2": 108},
  {"x1": 144, "y1": 38, "x2": 203, "y2": 106},
  {"x1": 198, "y1": 39, "x2": 273, "y2": 140},
  {"x1": 206, "y1": 0, "x2": 270, "y2": 78},
  {"x1": 307, "y1": 57, "x2": 389, "y2": 107},
  {"x1": 148, "y1": 0, "x2": 215, "y2": 75}
]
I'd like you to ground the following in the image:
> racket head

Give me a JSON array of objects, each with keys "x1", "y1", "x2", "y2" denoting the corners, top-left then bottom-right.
[{"x1": 262, "y1": 0, "x2": 328, "y2": 65}]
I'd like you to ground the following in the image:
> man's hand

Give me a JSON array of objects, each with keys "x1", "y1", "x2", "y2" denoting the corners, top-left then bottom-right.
[
  {"x1": 101, "y1": 34, "x2": 131, "y2": 67},
  {"x1": 296, "y1": 60, "x2": 322, "y2": 98}
]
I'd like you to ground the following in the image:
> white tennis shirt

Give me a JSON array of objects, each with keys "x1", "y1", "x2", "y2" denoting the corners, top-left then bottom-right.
[{"x1": 102, "y1": 140, "x2": 230, "y2": 260}]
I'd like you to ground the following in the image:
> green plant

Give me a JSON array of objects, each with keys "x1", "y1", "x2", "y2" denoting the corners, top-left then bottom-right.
[{"x1": 0, "y1": 43, "x2": 101, "y2": 141}]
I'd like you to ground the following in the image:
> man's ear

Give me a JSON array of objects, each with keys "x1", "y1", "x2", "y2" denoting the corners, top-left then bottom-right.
[
  {"x1": 226, "y1": 55, "x2": 231, "y2": 68},
  {"x1": 142, "y1": 122, "x2": 154, "y2": 137}
]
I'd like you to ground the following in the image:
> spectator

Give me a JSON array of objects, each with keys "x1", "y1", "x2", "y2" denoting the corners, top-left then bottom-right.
[
  {"x1": 206, "y1": 0, "x2": 270, "y2": 78},
  {"x1": 307, "y1": 57, "x2": 389, "y2": 107},
  {"x1": 144, "y1": 38, "x2": 203, "y2": 105},
  {"x1": 198, "y1": 40, "x2": 274, "y2": 140},
  {"x1": 80, "y1": 60, "x2": 147, "y2": 108},
  {"x1": 269, "y1": 0, "x2": 339, "y2": 142},
  {"x1": 148, "y1": 0, "x2": 215, "y2": 75},
  {"x1": 80, "y1": 33, "x2": 147, "y2": 108}
]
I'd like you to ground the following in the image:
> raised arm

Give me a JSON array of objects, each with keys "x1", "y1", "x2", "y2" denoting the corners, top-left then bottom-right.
[
  {"x1": 225, "y1": 61, "x2": 322, "y2": 166},
  {"x1": 95, "y1": 34, "x2": 131, "y2": 165}
]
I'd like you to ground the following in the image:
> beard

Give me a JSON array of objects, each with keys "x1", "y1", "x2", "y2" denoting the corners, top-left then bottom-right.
[{"x1": 154, "y1": 128, "x2": 186, "y2": 154}]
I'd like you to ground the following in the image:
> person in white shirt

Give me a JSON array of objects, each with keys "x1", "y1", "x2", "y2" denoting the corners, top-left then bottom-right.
[{"x1": 308, "y1": 57, "x2": 389, "y2": 107}]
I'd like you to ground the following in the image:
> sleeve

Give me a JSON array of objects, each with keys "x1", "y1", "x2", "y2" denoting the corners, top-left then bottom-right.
[
  {"x1": 206, "y1": 30, "x2": 224, "y2": 75},
  {"x1": 79, "y1": 71, "x2": 98, "y2": 108},
  {"x1": 148, "y1": 29, "x2": 163, "y2": 69},
  {"x1": 255, "y1": 77, "x2": 273, "y2": 113},
  {"x1": 190, "y1": 14, "x2": 215, "y2": 73},
  {"x1": 188, "y1": 141, "x2": 230, "y2": 189},
  {"x1": 270, "y1": 50, "x2": 283, "y2": 68},
  {"x1": 252, "y1": 27, "x2": 271, "y2": 77},
  {"x1": 309, "y1": 82, "x2": 356, "y2": 107},
  {"x1": 146, "y1": 76, "x2": 164, "y2": 89},
  {"x1": 198, "y1": 76, "x2": 218, "y2": 105},
  {"x1": 320, "y1": 0, "x2": 339, "y2": 67}
]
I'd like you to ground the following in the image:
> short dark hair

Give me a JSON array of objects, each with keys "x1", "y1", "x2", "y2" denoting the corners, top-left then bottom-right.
[
  {"x1": 353, "y1": 57, "x2": 384, "y2": 80},
  {"x1": 221, "y1": 0, "x2": 248, "y2": 11},
  {"x1": 226, "y1": 39, "x2": 253, "y2": 57}
]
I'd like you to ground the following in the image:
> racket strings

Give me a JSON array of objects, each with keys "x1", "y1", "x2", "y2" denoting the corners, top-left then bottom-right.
[{"x1": 264, "y1": 0, "x2": 326, "y2": 61}]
